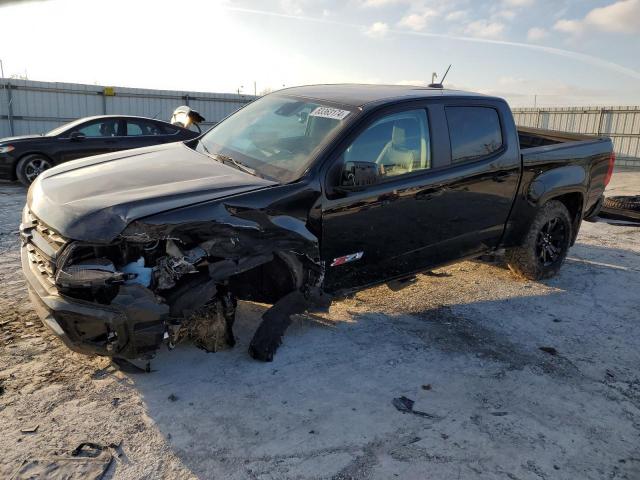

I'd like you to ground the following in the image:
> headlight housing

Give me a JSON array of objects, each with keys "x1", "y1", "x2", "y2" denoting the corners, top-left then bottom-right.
[{"x1": 0, "y1": 145, "x2": 15, "y2": 154}]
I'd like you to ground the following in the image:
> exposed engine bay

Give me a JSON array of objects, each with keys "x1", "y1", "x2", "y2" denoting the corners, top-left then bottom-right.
[{"x1": 50, "y1": 232, "x2": 326, "y2": 362}]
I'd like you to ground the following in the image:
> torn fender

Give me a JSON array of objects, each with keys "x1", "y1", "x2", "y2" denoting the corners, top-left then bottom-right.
[{"x1": 119, "y1": 181, "x2": 323, "y2": 273}]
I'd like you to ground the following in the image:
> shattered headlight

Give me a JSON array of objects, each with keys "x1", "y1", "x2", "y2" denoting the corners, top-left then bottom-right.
[{"x1": 55, "y1": 258, "x2": 134, "y2": 289}]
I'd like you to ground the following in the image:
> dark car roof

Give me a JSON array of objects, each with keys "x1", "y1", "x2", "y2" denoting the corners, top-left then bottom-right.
[
  {"x1": 277, "y1": 84, "x2": 494, "y2": 108},
  {"x1": 76, "y1": 115, "x2": 175, "y2": 125}
]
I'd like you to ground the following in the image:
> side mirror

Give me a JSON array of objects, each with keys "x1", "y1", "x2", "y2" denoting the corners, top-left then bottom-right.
[
  {"x1": 338, "y1": 161, "x2": 380, "y2": 191},
  {"x1": 69, "y1": 131, "x2": 86, "y2": 141}
]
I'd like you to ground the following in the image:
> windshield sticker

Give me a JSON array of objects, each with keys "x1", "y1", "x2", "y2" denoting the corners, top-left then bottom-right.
[{"x1": 309, "y1": 107, "x2": 351, "y2": 121}]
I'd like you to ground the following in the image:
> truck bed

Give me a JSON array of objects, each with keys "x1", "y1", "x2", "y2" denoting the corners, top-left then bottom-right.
[
  {"x1": 518, "y1": 126, "x2": 603, "y2": 150},
  {"x1": 512, "y1": 126, "x2": 614, "y2": 238}
]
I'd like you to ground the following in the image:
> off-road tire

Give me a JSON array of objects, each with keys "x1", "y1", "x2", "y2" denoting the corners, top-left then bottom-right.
[
  {"x1": 16, "y1": 154, "x2": 52, "y2": 186},
  {"x1": 506, "y1": 200, "x2": 572, "y2": 280},
  {"x1": 603, "y1": 195, "x2": 640, "y2": 212}
]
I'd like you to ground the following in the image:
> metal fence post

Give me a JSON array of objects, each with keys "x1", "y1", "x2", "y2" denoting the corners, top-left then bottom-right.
[{"x1": 6, "y1": 81, "x2": 15, "y2": 136}]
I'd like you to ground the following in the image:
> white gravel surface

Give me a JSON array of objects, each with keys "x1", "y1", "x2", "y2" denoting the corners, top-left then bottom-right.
[{"x1": 0, "y1": 170, "x2": 638, "y2": 480}]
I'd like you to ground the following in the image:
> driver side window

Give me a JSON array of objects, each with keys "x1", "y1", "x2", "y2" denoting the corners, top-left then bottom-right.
[
  {"x1": 341, "y1": 109, "x2": 431, "y2": 179},
  {"x1": 76, "y1": 119, "x2": 120, "y2": 137}
]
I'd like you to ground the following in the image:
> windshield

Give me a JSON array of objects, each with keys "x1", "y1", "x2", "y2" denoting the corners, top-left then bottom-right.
[
  {"x1": 45, "y1": 118, "x2": 87, "y2": 137},
  {"x1": 196, "y1": 95, "x2": 354, "y2": 183}
]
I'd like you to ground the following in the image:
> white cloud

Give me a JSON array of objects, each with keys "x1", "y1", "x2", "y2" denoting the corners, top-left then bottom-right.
[
  {"x1": 527, "y1": 26, "x2": 548, "y2": 41},
  {"x1": 278, "y1": 0, "x2": 304, "y2": 15},
  {"x1": 364, "y1": 21, "x2": 389, "y2": 37},
  {"x1": 445, "y1": 10, "x2": 468, "y2": 22},
  {"x1": 555, "y1": 0, "x2": 640, "y2": 35},
  {"x1": 397, "y1": 9, "x2": 438, "y2": 31},
  {"x1": 495, "y1": 9, "x2": 516, "y2": 20},
  {"x1": 554, "y1": 19, "x2": 583, "y2": 34},
  {"x1": 464, "y1": 19, "x2": 506, "y2": 39},
  {"x1": 358, "y1": 0, "x2": 406, "y2": 7},
  {"x1": 503, "y1": 0, "x2": 535, "y2": 6}
]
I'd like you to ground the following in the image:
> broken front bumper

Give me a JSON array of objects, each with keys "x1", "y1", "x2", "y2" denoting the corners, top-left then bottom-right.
[{"x1": 21, "y1": 246, "x2": 168, "y2": 359}]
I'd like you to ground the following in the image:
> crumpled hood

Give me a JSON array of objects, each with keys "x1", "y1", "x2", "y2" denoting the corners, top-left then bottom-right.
[{"x1": 28, "y1": 142, "x2": 277, "y2": 243}]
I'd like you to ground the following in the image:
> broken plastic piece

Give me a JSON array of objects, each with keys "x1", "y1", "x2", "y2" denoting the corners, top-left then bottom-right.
[
  {"x1": 121, "y1": 257, "x2": 152, "y2": 287},
  {"x1": 392, "y1": 396, "x2": 438, "y2": 419},
  {"x1": 248, "y1": 290, "x2": 308, "y2": 362}
]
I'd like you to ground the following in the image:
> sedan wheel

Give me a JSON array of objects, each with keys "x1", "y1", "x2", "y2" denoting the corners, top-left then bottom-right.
[{"x1": 16, "y1": 155, "x2": 53, "y2": 186}]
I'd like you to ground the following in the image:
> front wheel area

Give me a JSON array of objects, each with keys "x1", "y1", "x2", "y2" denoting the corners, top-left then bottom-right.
[
  {"x1": 506, "y1": 200, "x2": 573, "y2": 280},
  {"x1": 16, "y1": 154, "x2": 53, "y2": 186}
]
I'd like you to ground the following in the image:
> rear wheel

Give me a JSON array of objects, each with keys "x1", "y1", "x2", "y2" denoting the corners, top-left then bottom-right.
[
  {"x1": 16, "y1": 154, "x2": 52, "y2": 186},
  {"x1": 506, "y1": 200, "x2": 572, "y2": 280}
]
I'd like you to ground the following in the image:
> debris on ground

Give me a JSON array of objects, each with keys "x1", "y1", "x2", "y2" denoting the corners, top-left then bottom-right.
[
  {"x1": 176, "y1": 299, "x2": 236, "y2": 353},
  {"x1": 423, "y1": 271, "x2": 452, "y2": 278},
  {"x1": 10, "y1": 442, "x2": 116, "y2": 480},
  {"x1": 539, "y1": 347, "x2": 558, "y2": 356},
  {"x1": 168, "y1": 394, "x2": 178, "y2": 402},
  {"x1": 421, "y1": 384, "x2": 432, "y2": 391},
  {"x1": 248, "y1": 291, "x2": 308, "y2": 362},
  {"x1": 392, "y1": 396, "x2": 438, "y2": 419},
  {"x1": 603, "y1": 195, "x2": 640, "y2": 212},
  {"x1": 600, "y1": 195, "x2": 640, "y2": 223},
  {"x1": 20, "y1": 425, "x2": 39, "y2": 434}
]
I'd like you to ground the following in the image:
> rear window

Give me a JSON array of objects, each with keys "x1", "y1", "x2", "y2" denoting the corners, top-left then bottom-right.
[
  {"x1": 445, "y1": 107, "x2": 503, "y2": 163},
  {"x1": 162, "y1": 124, "x2": 180, "y2": 135},
  {"x1": 126, "y1": 120, "x2": 166, "y2": 136}
]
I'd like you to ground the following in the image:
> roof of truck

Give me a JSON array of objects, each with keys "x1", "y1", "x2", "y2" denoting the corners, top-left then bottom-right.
[{"x1": 278, "y1": 84, "x2": 493, "y2": 108}]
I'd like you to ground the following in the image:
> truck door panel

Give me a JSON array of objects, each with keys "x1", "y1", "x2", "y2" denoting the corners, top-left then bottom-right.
[{"x1": 321, "y1": 101, "x2": 521, "y2": 293}]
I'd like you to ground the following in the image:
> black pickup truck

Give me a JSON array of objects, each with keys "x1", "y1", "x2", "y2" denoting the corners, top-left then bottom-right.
[{"x1": 20, "y1": 85, "x2": 615, "y2": 362}]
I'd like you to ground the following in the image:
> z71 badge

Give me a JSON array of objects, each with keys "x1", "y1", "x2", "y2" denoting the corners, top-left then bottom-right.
[{"x1": 330, "y1": 251, "x2": 364, "y2": 267}]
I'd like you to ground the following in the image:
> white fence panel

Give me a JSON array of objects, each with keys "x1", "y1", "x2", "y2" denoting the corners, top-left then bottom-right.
[
  {"x1": 0, "y1": 78, "x2": 254, "y2": 138},
  {"x1": 513, "y1": 106, "x2": 640, "y2": 168}
]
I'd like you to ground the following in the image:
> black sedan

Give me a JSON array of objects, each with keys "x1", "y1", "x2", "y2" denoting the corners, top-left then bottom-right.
[{"x1": 0, "y1": 115, "x2": 200, "y2": 185}]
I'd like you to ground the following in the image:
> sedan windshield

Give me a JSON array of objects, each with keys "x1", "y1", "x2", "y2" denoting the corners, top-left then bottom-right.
[
  {"x1": 45, "y1": 118, "x2": 87, "y2": 137},
  {"x1": 196, "y1": 95, "x2": 354, "y2": 183}
]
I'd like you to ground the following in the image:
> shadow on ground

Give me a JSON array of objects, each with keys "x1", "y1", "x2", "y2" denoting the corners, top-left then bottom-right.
[{"x1": 126, "y1": 243, "x2": 640, "y2": 479}]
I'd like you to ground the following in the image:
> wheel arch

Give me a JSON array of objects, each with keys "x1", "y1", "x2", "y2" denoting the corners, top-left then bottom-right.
[
  {"x1": 226, "y1": 251, "x2": 307, "y2": 304},
  {"x1": 544, "y1": 192, "x2": 584, "y2": 245}
]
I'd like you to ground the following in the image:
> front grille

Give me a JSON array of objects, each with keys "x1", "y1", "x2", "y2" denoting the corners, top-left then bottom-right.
[
  {"x1": 25, "y1": 243, "x2": 56, "y2": 283},
  {"x1": 21, "y1": 210, "x2": 69, "y2": 287}
]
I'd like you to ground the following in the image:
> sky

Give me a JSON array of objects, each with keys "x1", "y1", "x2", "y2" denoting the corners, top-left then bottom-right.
[{"x1": 0, "y1": 0, "x2": 639, "y2": 106}]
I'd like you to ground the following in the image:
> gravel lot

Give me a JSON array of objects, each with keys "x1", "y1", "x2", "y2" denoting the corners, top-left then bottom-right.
[{"x1": 1, "y1": 171, "x2": 639, "y2": 480}]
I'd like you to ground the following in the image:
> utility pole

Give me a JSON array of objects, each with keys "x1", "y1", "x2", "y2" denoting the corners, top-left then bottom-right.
[
  {"x1": 534, "y1": 94, "x2": 537, "y2": 108},
  {"x1": 254, "y1": 81, "x2": 257, "y2": 96}
]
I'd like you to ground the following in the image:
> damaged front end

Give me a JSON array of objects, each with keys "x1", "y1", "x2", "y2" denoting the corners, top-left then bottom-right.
[{"x1": 21, "y1": 196, "x2": 326, "y2": 361}]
